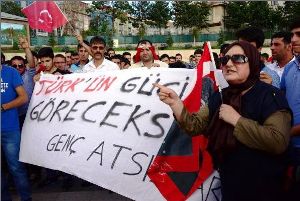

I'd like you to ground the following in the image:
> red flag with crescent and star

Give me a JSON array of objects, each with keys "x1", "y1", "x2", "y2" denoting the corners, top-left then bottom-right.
[
  {"x1": 21, "y1": 1, "x2": 68, "y2": 33},
  {"x1": 147, "y1": 42, "x2": 217, "y2": 201}
]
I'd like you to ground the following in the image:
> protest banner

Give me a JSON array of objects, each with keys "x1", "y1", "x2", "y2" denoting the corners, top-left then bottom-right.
[{"x1": 20, "y1": 67, "x2": 221, "y2": 201}]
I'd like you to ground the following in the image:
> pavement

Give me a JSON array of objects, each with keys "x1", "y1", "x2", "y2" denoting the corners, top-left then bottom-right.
[{"x1": 11, "y1": 174, "x2": 133, "y2": 201}]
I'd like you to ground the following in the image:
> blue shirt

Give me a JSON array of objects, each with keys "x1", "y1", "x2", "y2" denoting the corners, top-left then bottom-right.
[
  {"x1": 281, "y1": 56, "x2": 300, "y2": 126},
  {"x1": 18, "y1": 68, "x2": 35, "y2": 115},
  {"x1": 261, "y1": 66, "x2": 281, "y2": 88},
  {"x1": 1, "y1": 65, "x2": 24, "y2": 132},
  {"x1": 281, "y1": 56, "x2": 300, "y2": 149}
]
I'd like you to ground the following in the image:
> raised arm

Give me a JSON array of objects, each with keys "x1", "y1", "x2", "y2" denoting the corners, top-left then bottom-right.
[
  {"x1": 75, "y1": 33, "x2": 93, "y2": 57},
  {"x1": 19, "y1": 36, "x2": 35, "y2": 68},
  {"x1": 153, "y1": 83, "x2": 209, "y2": 135}
]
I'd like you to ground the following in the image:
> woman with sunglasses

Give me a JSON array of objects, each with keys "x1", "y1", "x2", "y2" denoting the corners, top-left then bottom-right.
[{"x1": 154, "y1": 41, "x2": 291, "y2": 201}]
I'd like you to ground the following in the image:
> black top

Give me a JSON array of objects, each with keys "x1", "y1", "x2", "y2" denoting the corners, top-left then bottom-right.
[{"x1": 208, "y1": 81, "x2": 290, "y2": 201}]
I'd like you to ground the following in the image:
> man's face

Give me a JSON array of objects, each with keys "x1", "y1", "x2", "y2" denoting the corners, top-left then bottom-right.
[
  {"x1": 124, "y1": 54, "x2": 131, "y2": 62},
  {"x1": 108, "y1": 50, "x2": 115, "y2": 58},
  {"x1": 11, "y1": 59, "x2": 26, "y2": 75},
  {"x1": 291, "y1": 27, "x2": 300, "y2": 54},
  {"x1": 161, "y1": 57, "x2": 170, "y2": 64},
  {"x1": 40, "y1": 57, "x2": 53, "y2": 71},
  {"x1": 111, "y1": 58, "x2": 121, "y2": 67},
  {"x1": 65, "y1": 52, "x2": 72, "y2": 65},
  {"x1": 71, "y1": 55, "x2": 80, "y2": 64},
  {"x1": 138, "y1": 43, "x2": 154, "y2": 63},
  {"x1": 194, "y1": 53, "x2": 202, "y2": 64},
  {"x1": 270, "y1": 37, "x2": 291, "y2": 62},
  {"x1": 169, "y1": 58, "x2": 176, "y2": 64},
  {"x1": 54, "y1": 57, "x2": 66, "y2": 70},
  {"x1": 175, "y1": 55, "x2": 182, "y2": 62},
  {"x1": 91, "y1": 43, "x2": 105, "y2": 61},
  {"x1": 78, "y1": 47, "x2": 89, "y2": 62}
]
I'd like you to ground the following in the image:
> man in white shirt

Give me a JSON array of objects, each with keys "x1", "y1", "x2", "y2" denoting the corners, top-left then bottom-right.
[
  {"x1": 82, "y1": 36, "x2": 119, "y2": 72},
  {"x1": 266, "y1": 31, "x2": 294, "y2": 80}
]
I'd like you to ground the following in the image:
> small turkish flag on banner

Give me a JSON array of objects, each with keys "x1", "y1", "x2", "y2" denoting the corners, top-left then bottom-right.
[{"x1": 21, "y1": 1, "x2": 68, "y2": 33}]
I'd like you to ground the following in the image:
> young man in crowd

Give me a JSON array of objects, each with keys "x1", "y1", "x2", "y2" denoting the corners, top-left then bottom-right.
[
  {"x1": 122, "y1": 51, "x2": 132, "y2": 63},
  {"x1": 281, "y1": 19, "x2": 300, "y2": 201},
  {"x1": 70, "y1": 40, "x2": 90, "y2": 73},
  {"x1": 160, "y1": 54, "x2": 170, "y2": 65},
  {"x1": 236, "y1": 26, "x2": 280, "y2": 87},
  {"x1": 188, "y1": 48, "x2": 203, "y2": 69},
  {"x1": 33, "y1": 47, "x2": 55, "y2": 82},
  {"x1": 71, "y1": 51, "x2": 80, "y2": 65},
  {"x1": 53, "y1": 54, "x2": 71, "y2": 74},
  {"x1": 266, "y1": 32, "x2": 294, "y2": 80}
]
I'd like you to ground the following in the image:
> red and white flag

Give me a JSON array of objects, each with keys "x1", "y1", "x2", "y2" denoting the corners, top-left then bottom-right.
[
  {"x1": 21, "y1": 1, "x2": 68, "y2": 33},
  {"x1": 147, "y1": 42, "x2": 221, "y2": 201}
]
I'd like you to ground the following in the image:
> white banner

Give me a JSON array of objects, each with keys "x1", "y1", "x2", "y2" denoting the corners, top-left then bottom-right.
[{"x1": 20, "y1": 68, "x2": 221, "y2": 201}]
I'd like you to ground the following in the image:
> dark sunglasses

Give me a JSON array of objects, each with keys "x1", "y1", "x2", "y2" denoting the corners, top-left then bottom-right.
[
  {"x1": 220, "y1": 54, "x2": 249, "y2": 66},
  {"x1": 12, "y1": 64, "x2": 25, "y2": 68},
  {"x1": 92, "y1": 46, "x2": 105, "y2": 50}
]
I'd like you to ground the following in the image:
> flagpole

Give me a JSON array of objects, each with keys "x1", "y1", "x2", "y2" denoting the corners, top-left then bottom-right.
[{"x1": 206, "y1": 42, "x2": 223, "y2": 103}]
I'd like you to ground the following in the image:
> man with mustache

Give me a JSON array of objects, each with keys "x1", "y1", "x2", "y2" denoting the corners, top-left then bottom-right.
[{"x1": 82, "y1": 36, "x2": 119, "y2": 72}]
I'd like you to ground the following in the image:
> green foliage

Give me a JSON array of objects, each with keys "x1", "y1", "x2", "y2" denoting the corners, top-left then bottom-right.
[
  {"x1": 224, "y1": 2, "x2": 300, "y2": 31},
  {"x1": 147, "y1": 1, "x2": 172, "y2": 34},
  {"x1": 166, "y1": 33, "x2": 174, "y2": 48},
  {"x1": 173, "y1": 1, "x2": 211, "y2": 30},
  {"x1": 61, "y1": 46, "x2": 70, "y2": 52},
  {"x1": 137, "y1": 23, "x2": 146, "y2": 40},
  {"x1": 217, "y1": 29, "x2": 225, "y2": 47},
  {"x1": 130, "y1": 1, "x2": 151, "y2": 28},
  {"x1": 282, "y1": 2, "x2": 300, "y2": 29},
  {"x1": 12, "y1": 40, "x2": 19, "y2": 50},
  {"x1": 48, "y1": 34, "x2": 57, "y2": 48},
  {"x1": 1, "y1": 1, "x2": 25, "y2": 17}
]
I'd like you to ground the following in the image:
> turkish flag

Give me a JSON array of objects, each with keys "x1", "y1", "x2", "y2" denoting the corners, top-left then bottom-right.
[
  {"x1": 147, "y1": 42, "x2": 217, "y2": 201},
  {"x1": 21, "y1": 1, "x2": 68, "y2": 33}
]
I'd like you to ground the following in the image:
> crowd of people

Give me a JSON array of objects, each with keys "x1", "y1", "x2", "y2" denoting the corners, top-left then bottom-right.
[{"x1": 1, "y1": 18, "x2": 300, "y2": 201}]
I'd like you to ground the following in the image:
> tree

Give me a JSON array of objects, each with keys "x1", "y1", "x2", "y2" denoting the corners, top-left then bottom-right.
[
  {"x1": 282, "y1": 2, "x2": 300, "y2": 29},
  {"x1": 137, "y1": 23, "x2": 146, "y2": 40},
  {"x1": 1, "y1": 1, "x2": 25, "y2": 17},
  {"x1": 166, "y1": 33, "x2": 174, "y2": 48},
  {"x1": 223, "y1": 1, "x2": 299, "y2": 31},
  {"x1": 173, "y1": 1, "x2": 211, "y2": 43},
  {"x1": 109, "y1": 1, "x2": 133, "y2": 23},
  {"x1": 48, "y1": 33, "x2": 57, "y2": 48},
  {"x1": 247, "y1": 2, "x2": 272, "y2": 29},
  {"x1": 223, "y1": 2, "x2": 249, "y2": 30},
  {"x1": 147, "y1": 1, "x2": 172, "y2": 34},
  {"x1": 130, "y1": 1, "x2": 151, "y2": 28},
  {"x1": 173, "y1": 1, "x2": 211, "y2": 29}
]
